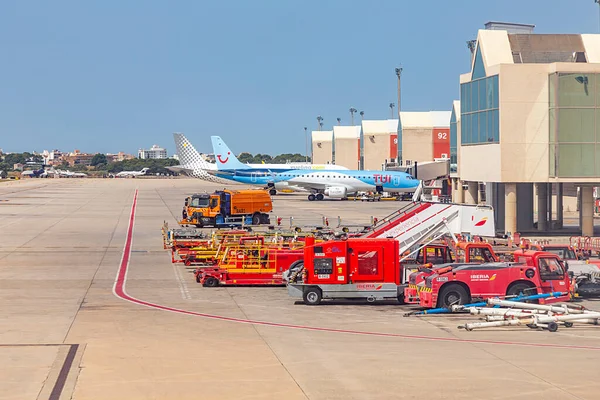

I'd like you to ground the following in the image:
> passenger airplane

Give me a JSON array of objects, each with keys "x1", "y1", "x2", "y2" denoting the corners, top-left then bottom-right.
[
  {"x1": 170, "y1": 133, "x2": 347, "y2": 193},
  {"x1": 114, "y1": 167, "x2": 150, "y2": 178},
  {"x1": 211, "y1": 136, "x2": 420, "y2": 200},
  {"x1": 210, "y1": 135, "x2": 348, "y2": 194}
]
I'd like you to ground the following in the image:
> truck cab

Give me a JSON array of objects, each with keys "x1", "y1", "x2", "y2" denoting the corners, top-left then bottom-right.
[
  {"x1": 419, "y1": 250, "x2": 571, "y2": 308},
  {"x1": 402, "y1": 242, "x2": 499, "y2": 304},
  {"x1": 528, "y1": 243, "x2": 600, "y2": 276},
  {"x1": 182, "y1": 194, "x2": 215, "y2": 226}
]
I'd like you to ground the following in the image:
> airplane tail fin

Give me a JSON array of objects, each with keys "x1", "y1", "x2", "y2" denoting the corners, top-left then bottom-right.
[
  {"x1": 172, "y1": 133, "x2": 215, "y2": 170},
  {"x1": 211, "y1": 136, "x2": 248, "y2": 170}
]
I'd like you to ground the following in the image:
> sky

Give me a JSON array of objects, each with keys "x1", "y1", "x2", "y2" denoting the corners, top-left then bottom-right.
[{"x1": 1, "y1": 0, "x2": 599, "y2": 156}]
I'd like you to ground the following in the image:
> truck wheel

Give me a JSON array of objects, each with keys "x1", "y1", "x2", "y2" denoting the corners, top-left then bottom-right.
[
  {"x1": 397, "y1": 293, "x2": 406, "y2": 305},
  {"x1": 303, "y1": 287, "x2": 322, "y2": 305},
  {"x1": 203, "y1": 277, "x2": 219, "y2": 287},
  {"x1": 269, "y1": 188, "x2": 277, "y2": 196},
  {"x1": 252, "y1": 213, "x2": 261, "y2": 225},
  {"x1": 437, "y1": 284, "x2": 470, "y2": 308},
  {"x1": 260, "y1": 214, "x2": 270, "y2": 224},
  {"x1": 507, "y1": 282, "x2": 535, "y2": 298}
]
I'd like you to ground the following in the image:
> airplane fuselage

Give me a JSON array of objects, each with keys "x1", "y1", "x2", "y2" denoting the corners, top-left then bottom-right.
[{"x1": 212, "y1": 169, "x2": 419, "y2": 193}]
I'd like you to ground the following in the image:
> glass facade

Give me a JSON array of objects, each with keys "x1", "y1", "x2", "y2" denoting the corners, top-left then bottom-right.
[
  {"x1": 460, "y1": 75, "x2": 499, "y2": 145},
  {"x1": 449, "y1": 108, "x2": 458, "y2": 164},
  {"x1": 549, "y1": 73, "x2": 600, "y2": 177}
]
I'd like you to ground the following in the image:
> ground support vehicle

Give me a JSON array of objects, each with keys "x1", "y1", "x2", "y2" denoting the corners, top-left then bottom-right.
[
  {"x1": 195, "y1": 236, "x2": 305, "y2": 286},
  {"x1": 168, "y1": 230, "x2": 250, "y2": 265},
  {"x1": 402, "y1": 241, "x2": 500, "y2": 304},
  {"x1": 418, "y1": 250, "x2": 571, "y2": 308},
  {"x1": 288, "y1": 201, "x2": 500, "y2": 306},
  {"x1": 162, "y1": 222, "x2": 209, "y2": 249},
  {"x1": 287, "y1": 236, "x2": 404, "y2": 305},
  {"x1": 180, "y1": 190, "x2": 272, "y2": 228},
  {"x1": 525, "y1": 241, "x2": 600, "y2": 298}
]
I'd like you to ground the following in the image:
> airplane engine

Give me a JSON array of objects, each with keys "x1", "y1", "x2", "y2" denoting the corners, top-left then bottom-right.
[{"x1": 324, "y1": 186, "x2": 347, "y2": 198}]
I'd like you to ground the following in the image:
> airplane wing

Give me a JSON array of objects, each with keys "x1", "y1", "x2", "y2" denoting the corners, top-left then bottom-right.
[
  {"x1": 284, "y1": 178, "x2": 355, "y2": 192},
  {"x1": 205, "y1": 169, "x2": 235, "y2": 177}
]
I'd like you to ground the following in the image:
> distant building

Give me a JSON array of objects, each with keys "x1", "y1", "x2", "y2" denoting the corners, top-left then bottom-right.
[
  {"x1": 106, "y1": 152, "x2": 135, "y2": 163},
  {"x1": 64, "y1": 150, "x2": 94, "y2": 166},
  {"x1": 139, "y1": 145, "x2": 167, "y2": 159},
  {"x1": 41, "y1": 149, "x2": 65, "y2": 166}
]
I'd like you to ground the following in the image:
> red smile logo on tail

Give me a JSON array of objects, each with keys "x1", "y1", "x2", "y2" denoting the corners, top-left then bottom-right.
[{"x1": 217, "y1": 152, "x2": 230, "y2": 164}]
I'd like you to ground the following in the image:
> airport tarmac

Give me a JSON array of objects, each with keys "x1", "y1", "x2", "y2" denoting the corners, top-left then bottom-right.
[{"x1": 2, "y1": 178, "x2": 600, "y2": 400}]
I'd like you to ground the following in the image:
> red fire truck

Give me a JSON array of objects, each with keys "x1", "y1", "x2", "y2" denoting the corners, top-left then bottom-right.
[{"x1": 418, "y1": 249, "x2": 571, "y2": 308}]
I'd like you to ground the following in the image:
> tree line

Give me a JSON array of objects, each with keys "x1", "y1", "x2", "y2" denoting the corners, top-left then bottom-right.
[{"x1": 1, "y1": 151, "x2": 311, "y2": 175}]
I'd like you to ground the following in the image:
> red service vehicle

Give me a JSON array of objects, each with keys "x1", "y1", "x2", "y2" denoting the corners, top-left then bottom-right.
[
  {"x1": 402, "y1": 241, "x2": 499, "y2": 304},
  {"x1": 195, "y1": 236, "x2": 304, "y2": 287},
  {"x1": 288, "y1": 237, "x2": 404, "y2": 305},
  {"x1": 418, "y1": 250, "x2": 571, "y2": 308}
]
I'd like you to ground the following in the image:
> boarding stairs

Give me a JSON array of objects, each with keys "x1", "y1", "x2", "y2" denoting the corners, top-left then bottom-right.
[{"x1": 361, "y1": 201, "x2": 496, "y2": 259}]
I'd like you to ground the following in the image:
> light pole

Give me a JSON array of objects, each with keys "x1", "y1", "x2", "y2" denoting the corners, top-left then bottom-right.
[
  {"x1": 304, "y1": 126, "x2": 308, "y2": 162},
  {"x1": 389, "y1": 103, "x2": 395, "y2": 119},
  {"x1": 336, "y1": 117, "x2": 341, "y2": 125},
  {"x1": 316, "y1": 115, "x2": 323, "y2": 131},
  {"x1": 349, "y1": 107, "x2": 357, "y2": 125},
  {"x1": 596, "y1": 0, "x2": 600, "y2": 32},
  {"x1": 395, "y1": 66, "x2": 402, "y2": 118}
]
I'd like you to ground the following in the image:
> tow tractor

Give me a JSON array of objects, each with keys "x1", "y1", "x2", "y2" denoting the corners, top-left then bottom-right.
[
  {"x1": 402, "y1": 240, "x2": 500, "y2": 304},
  {"x1": 418, "y1": 249, "x2": 572, "y2": 308}
]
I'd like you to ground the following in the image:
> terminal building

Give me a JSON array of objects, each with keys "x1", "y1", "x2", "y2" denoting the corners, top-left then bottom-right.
[
  {"x1": 311, "y1": 112, "x2": 450, "y2": 171},
  {"x1": 361, "y1": 119, "x2": 398, "y2": 170},
  {"x1": 452, "y1": 22, "x2": 600, "y2": 236}
]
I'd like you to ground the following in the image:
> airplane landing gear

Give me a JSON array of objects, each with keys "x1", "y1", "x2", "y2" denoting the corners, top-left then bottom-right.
[
  {"x1": 308, "y1": 194, "x2": 316, "y2": 201},
  {"x1": 269, "y1": 188, "x2": 277, "y2": 196},
  {"x1": 316, "y1": 193, "x2": 324, "y2": 201}
]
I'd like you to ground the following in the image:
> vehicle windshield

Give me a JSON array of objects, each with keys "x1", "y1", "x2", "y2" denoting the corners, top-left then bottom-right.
[
  {"x1": 538, "y1": 257, "x2": 565, "y2": 277},
  {"x1": 190, "y1": 197, "x2": 210, "y2": 207},
  {"x1": 544, "y1": 247, "x2": 576, "y2": 260}
]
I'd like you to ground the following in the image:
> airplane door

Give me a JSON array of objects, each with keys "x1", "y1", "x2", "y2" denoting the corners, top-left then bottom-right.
[
  {"x1": 393, "y1": 176, "x2": 401, "y2": 186},
  {"x1": 251, "y1": 172, "x2": 258, "y2": 183}
]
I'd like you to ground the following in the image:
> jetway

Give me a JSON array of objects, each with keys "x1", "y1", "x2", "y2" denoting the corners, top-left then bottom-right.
[{"x1": 387, "y1": 159, "x2": 449, "y2": 182}]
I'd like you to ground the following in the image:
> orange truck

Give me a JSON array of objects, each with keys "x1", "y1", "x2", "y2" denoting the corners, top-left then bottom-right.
[{"x1": 180, "y1": 189, "x2": 272, "y2": 228}]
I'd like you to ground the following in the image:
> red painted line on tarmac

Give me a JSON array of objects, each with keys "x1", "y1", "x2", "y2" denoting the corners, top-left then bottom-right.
[{"x1": 113, "y1": 190, "x2": 600, "y2": 351}]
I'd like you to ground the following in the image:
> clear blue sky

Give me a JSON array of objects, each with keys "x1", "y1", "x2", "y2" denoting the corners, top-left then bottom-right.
[{"x1": 1, "y1": 0, "x2": 599, "y2": 156}]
